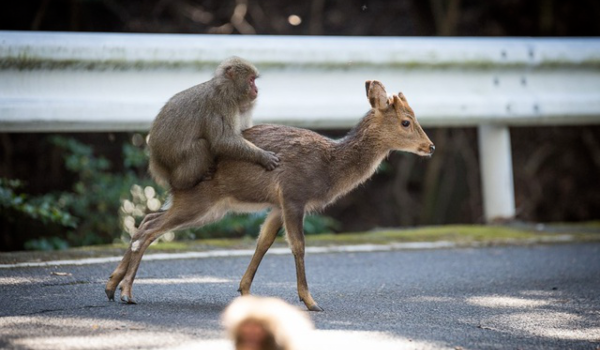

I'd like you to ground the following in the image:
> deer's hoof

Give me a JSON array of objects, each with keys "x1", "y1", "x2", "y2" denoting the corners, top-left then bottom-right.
[
  {"x1": 238, "y1": 285, "x2": 251, "y2": 295},
  {"x1": 307, "y1": 304, "x2": 324, "y2": 312},
  {"x1": 105, "y1": 288, "x2": 115, "y2": 301},
  {"x1": 120, "y1": 295, "x2": 137, "y2": 304}
]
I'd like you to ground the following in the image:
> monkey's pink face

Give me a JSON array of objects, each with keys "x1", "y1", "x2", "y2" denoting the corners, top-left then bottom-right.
[{"x1": 248, "y1": 75, "x2": 258, "y2": 100}]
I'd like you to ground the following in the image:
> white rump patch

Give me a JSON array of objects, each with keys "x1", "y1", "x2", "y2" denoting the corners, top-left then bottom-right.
[{"x1": 160, "y1": 194, "x2": 173, "y2": 211}]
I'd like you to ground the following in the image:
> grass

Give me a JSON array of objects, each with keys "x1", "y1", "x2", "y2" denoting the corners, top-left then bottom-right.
[
  {"x1": 308, "y1": 225, "x2": 537, "y2": 244},
  {"x1": 306, "y1": 223, "x2": 600, "y2": 246}
]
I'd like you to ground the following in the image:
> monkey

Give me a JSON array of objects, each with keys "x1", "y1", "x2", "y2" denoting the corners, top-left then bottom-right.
[
  {"x1": 222, "y1": 296, "x2": 314, "y2": 350},
  {"x1": 147, "y1": 56, "x2": 280, "y2": 190}
]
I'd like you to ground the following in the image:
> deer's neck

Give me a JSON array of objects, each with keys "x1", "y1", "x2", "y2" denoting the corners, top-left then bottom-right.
[{"x1": 328, "y1": 113, "x2": 389, "y2": 200}]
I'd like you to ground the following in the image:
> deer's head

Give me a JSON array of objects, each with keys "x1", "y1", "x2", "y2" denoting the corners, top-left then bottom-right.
[{"x1": 365, "y1": 80, "x2": 435, "y2": 157}]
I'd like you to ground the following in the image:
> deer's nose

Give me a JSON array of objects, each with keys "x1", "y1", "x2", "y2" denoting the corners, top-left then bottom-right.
[{"x1": 429, "y1": 144, "x2": 435, "y2": 154}]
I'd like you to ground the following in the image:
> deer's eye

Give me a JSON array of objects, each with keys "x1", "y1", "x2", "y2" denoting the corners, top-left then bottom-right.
[{"x1": 401, "y1": 120, "x2": 410, "y2": 127}]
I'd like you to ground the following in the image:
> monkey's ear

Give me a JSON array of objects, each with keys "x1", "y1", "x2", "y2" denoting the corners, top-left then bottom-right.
[
  {"x1": 366, "y1": 80, "x2": 388, "y2": 109},
  {"x1": 225, "y1": 66, "x2": 236, "y2": 79}
]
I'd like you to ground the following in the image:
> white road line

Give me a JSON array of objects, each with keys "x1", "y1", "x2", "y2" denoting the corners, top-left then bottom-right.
[{"x1": 0, "y1": 241, "x2": 458, "y2": 269}]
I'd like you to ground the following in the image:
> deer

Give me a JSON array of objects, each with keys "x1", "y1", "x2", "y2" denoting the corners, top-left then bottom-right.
[{"x1": 105, "y1": 80, "x2": 435, "y2": 311}]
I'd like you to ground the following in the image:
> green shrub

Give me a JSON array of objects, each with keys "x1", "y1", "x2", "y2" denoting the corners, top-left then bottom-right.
[
  {"x1": 0, "y1": 178, "x2": 76, "y2": 228},
  {"x1": 45, "y1": 136, "x2": 162, "y2": 247},
  {"x1": 0, "y1": 178, "x2": 76, "y2": 251}
]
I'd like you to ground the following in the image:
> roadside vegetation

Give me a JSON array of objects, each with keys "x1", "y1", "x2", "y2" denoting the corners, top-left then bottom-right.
[{"x1": 0, "y1": 136, "x2": 338, "y2": 251}]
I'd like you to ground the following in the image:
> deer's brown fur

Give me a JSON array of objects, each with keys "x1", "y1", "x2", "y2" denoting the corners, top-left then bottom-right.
[{"x1": 105, "y1": 80, "x2": 434, "y2": 311}]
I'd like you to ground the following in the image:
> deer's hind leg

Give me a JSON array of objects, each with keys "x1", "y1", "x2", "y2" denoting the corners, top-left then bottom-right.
[
  {"x1": 105, "y1": 212, "x2": 164, "y2": 301},
  {"x1": 116, "y1": 200, "x2": 228, "y2": 304},
  {"x1": 116, "y1": 208, "x2": 197, "y2": 304}
]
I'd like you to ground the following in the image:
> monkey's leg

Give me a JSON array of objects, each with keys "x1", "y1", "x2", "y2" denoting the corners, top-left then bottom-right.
[
  {"x1": 282, "y1": 203, "x2": 323, "y2": 312},
  {"x1": 238, "y1": 208, "x2": 282, "y2": 295},
  {"x1": 105, "y1": 212, "x2": 164, "y2": 301},
  {"x1": 170, "y1": 139, "x2": 214, "y2": 190}
]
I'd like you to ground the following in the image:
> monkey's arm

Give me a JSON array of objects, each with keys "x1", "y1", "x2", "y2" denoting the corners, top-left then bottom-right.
[{"x1": 211, "y1": 136, "x2": 280, "y2": 171}]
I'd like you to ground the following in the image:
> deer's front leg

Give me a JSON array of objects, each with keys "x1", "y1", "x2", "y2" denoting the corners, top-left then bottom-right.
[
  {"x1": 239, "y1": 208, "x2": 282, "y2": 295},
  {"x1": 282, "y1": 204, "x2": 323, "y2": 312}
]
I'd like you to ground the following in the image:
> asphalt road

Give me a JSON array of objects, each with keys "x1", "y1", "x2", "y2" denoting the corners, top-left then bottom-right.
[{"x1": 1, "y1": 243, "x2": 599, "y2": 350}]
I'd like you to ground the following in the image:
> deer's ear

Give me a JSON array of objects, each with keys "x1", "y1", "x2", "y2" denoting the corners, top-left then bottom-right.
[
  {"x1": 393, "y1": 93, "x2": 407, "y2": 109},
  {"x1": 392, "y1": 95, "x2": 403, "y2": 111},
  {"x1": 398, "y1": 92, "x2": 408, "y2": 103},
  {"x1": 366, "y1": 80, "x2": 388, "y2": 109}
]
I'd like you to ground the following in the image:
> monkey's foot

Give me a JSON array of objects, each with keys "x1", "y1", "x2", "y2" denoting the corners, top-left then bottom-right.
[{"x1": 201, "y1": 167, "x2": 217, "y2": 181}]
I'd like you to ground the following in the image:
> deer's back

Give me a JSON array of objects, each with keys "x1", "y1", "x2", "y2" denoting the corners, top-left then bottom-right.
[
  {"x1": 207, "y1": 124, "x2": 335, "y2": 208},
  {"x1": 244, "y1": 124, "x2": 334, "y2": 160}
]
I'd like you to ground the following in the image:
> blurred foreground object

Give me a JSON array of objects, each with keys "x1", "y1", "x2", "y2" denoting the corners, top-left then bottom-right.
[{"x1": 222, "y1": 296, "x2": 314, "y2": 350}]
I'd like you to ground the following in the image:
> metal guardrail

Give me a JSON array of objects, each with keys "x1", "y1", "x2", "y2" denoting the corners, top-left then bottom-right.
[{"x1": 1, "y1": 31, "x2": 600, "y2": 221}]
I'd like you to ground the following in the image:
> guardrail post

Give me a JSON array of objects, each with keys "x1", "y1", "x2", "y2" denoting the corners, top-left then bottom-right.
[{"x1": 477, "y1": 124, "x2": 516, "y2": 222}]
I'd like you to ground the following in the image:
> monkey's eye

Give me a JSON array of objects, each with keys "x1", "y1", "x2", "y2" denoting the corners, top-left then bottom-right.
[{"x1": 401, "y1": 120, "x2": 410, "y2": 127}]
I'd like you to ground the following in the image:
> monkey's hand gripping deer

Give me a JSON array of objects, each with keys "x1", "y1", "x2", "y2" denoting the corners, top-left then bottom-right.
[{"x1": 106, "y1": 80, "x2": 435, "y2": 311}]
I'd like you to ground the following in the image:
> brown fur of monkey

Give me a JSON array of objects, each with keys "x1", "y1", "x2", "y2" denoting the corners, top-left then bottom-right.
[{"x1": 148, "y1": 57, "x2": 280, "y2": 190}]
